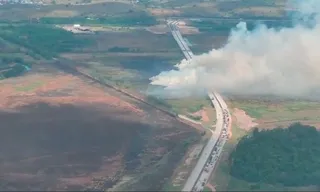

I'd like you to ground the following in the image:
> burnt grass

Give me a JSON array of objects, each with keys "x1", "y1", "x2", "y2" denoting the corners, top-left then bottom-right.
[{"x1": 0, "y1": 103, "x2": 199, "y2": 191}]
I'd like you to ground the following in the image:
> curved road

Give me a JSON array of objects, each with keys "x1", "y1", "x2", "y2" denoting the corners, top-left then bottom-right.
[{"x1": 167, "y1": 20, "x2": 231, "y2": 192}]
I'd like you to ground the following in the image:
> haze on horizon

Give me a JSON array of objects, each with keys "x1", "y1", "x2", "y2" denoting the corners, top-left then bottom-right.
[{"x1": 150, "y1": 0, "x2": 320, "y2": 100}]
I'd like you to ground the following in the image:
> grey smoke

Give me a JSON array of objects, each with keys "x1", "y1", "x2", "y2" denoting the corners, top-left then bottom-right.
[{"x1": 150, "y1": 0, "x2": 320, "y2": 99}]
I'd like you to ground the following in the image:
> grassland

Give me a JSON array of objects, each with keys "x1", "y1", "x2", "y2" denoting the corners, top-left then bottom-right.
[
  {"x1": 0, "y1": 1, "x2": 307, "y2": 191},
  {"x1": 0, "y1": 5, "x2": 201, "y2": 115},
  {"x1": 228, "y1": 99, "x2": 320, "y2": 128},
  {"x1": 0, "y1": 37, "x2": 35, "y2": 79},
  {"x1": 60, "y1": 29, "x2": 182, "y2": 91},
  {"x1": 210, "y1": 97, "x2": 320, "y2": 191},
  {"x1": 139, "y1": 0, "x2": 288, "y2": 18},
  {"x1": 165, "y1": 97, "x2": 211, "y2": 114},
  {"x1": 0, "y1": 2, "x2": 137, "y2": 20},
  {"x1": 0, "y1": 23, "x2": 94, "y2": 80},
  {"x1": 39, "y1": 11, "x2": 157, "y2": 26},
  {"x1": 0, "y1": 19, "x2": 202, "y2": 190},
  {"x1": 0, "y1": 24, "x2": 92, "y2": 59},
  {"x1": 0, "y1": 70, "x2": 202, "y2": 191}
]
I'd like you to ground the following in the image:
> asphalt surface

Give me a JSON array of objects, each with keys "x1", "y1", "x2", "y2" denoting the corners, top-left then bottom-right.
[
  {"x1": 193, "y1": 93, "x2": 229, "y2": 192},
  {"x1": 167, "y1": 20, "x2": 231, "y2": 192}
]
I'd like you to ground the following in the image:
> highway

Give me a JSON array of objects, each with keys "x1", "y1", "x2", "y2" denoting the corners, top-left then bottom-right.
[
  {"x1": 167, "y1": 20, "x2": 231, "y2": 192},
  {"x1": 168, "y1": 21, "x2": 194, "y2": 60}
]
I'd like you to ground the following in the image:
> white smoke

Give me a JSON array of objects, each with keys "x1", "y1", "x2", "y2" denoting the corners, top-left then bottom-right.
[{"x1": 150, "y1": 0, "x2": 320, "y2": 99}]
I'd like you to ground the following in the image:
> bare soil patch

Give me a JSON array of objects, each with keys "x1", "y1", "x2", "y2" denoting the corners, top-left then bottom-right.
[
  {"x1": 176, "y1": 23, "x2": 200, "y2": 35},
  {"x1": 146, "y1": 24, "x2": 170, "y2": 34},
  {"x1": 179, "y1": 25, "x2": 200, "y2": 35},
  {"x1": 148, "y1": 8, "x2": 181, "y2": 16},
  {"x1": 232, "y1": 108, "x2": 258, "y2": 131},
  {"x1": 201, "y1": 109, "x2": 210, "y2": 122},
  {"x1": 192, "y1": 109, "x2": 209, "y2": 122},
  {"x1": 206, "y1": 183, "x2": 216, "y2": 192}
]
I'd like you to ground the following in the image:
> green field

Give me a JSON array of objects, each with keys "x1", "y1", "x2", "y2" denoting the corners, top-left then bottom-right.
[
  {"x1": 212, "y1": 99, "x2": 320, "y2": 191},
  {"x1": 0, "y1": 56, "x2": 32, "y2": 79},
  {"x1": 165, "y1": 97, "x2": 211, "y2": 114},
  {"x1": 229, "y1": 100, "x2": 320, "y2": 122},
  {"x1": 0, "y1": 23, "x2": 95, "y2": 80},
  {"x1": 0, "y1": 24, "x2": 92, "y2": 59},
  {"x1": 39, "y1": 12, "x2": 157, "y2": 26}
]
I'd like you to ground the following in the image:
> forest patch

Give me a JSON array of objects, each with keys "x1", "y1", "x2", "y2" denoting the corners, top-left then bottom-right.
[{"x1": 230, "y1": 123, "x2": 320, "y2": 187}]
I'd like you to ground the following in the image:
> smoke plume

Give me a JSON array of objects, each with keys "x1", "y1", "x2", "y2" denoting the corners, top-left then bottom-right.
[{"x1": 150, "y1": 0, "x2": 320, "y2": 99}]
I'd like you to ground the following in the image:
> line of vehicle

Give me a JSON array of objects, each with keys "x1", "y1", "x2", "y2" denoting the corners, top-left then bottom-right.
[
  {"x1": 192, "y1": 93, "x2": 230, "y2": 192},
  {"x1": 167, "y1": 20, "x2": 231, "y2": 192}
]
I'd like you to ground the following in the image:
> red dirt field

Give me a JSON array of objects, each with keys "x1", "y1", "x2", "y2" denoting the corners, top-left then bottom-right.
[
  {"x1": 191, "y1": 109, "x2": 210, "y2": 122},
  {"x1": 206, "y1": 183, "x2": 216, "y2": 192},
  {"x1": 232, "y1": 108, "x2": 258, "y2": 131},
  {"x1": 0, "y1": 70, "x2": 199, "y2": 191},
  {"x1": 0, "y1": 73, "x2": 143, "y2": 114}
]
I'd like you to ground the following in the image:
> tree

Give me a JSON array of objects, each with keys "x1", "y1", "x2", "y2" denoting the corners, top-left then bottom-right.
[{"x1": 230, "y1": 123, "x2": 320, "y2": 187}]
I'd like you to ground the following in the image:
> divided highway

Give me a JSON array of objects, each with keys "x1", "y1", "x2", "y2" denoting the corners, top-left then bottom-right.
[
  {"x1": 167, "y1": 20, "x2": 231, "y2": 192},
  {"x1": 168, "y1": 21, "x2": 194, "y2": 60}
]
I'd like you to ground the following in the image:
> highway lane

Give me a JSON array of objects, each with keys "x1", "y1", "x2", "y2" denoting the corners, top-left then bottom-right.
[
  {"x1": 193, "y1": 92, "x2": 230, "y2": 192},
  {"x1": 171, "y1": 22, "x2": 193, "y2": 56},
  {"x1": 168, "y1": 20, "x2": 193, "y2": 60},
  {"x1": 183, "y1": 93, "x2": 225, "y2": 192},
  {"x1": 167, "y1": 20, "x2": 231, "y2": 192}
]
